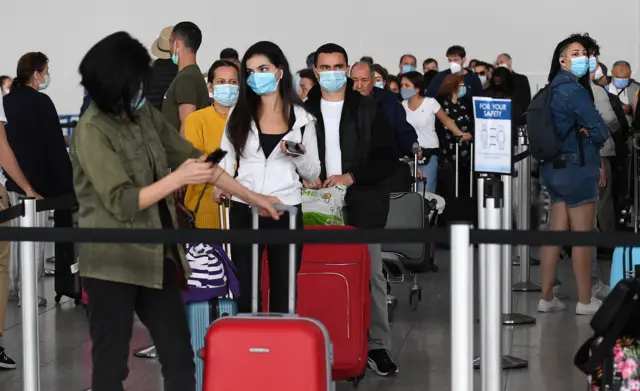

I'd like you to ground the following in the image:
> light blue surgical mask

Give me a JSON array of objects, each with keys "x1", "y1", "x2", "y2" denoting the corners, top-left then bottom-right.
[
  {"x1": 213, "y1": 84, "x2": 239, "y2": 107},
  {"x1": 318, "y1": 71, "x2": 347, "y2": 93},
  {"x1": 400, "y1": 88, "x2": 416, "y2": 100},
  {"x1": 402, "y1": 65, "x2": 416, "y2": 74},
  {"x1": 131, "y1": 90, "x2": 146, "y2": 113},
  {"x1": 171, "y1": 54, "x2": 178, "y2": 65},
  {"x1": 613, "y1": 77, "x2": 630, "y2": 89},
  {"x1": 247, "y1": 72, "x2": 279, "y2": 96},
  {"x1": 458, "y1": 86, "x2": 467, "y2": 98},
  {"x1": 569, "y1": 56, "x2": 589, "y2": 78},
  {"x1": 588, "y1": 57, "x2": 597, "y2": 74},
  {"x1": 375, "y1": 81, "x2": 384, "y2": 89}
]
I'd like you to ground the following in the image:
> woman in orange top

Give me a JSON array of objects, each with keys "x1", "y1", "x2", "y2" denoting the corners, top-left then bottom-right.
[{"x1": 184, "y1": 60, "x2": 239, "y2": 228}]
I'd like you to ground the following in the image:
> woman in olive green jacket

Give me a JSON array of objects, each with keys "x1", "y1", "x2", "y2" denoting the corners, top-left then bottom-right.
[{"x1": 71, "y1": 32, "x2": 280, "y2": 391}]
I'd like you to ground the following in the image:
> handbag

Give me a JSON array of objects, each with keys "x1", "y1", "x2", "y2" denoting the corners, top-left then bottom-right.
[{"x1": 177, "y1": 184, "x2": 209, "y2": 229}]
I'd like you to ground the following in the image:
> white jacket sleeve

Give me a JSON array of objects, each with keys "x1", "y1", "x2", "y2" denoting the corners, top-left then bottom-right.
[
  {"x1": 292, "y1": 121, "x2": 321, "y2": 183},
  {"x1": 219, "y1": 127, "x2": 236, "y2": 177}
]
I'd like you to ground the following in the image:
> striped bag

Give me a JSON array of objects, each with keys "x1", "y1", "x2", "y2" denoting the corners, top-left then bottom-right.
[{"x1": 184, "y1": 243, "x2": 240, "y2": 303}]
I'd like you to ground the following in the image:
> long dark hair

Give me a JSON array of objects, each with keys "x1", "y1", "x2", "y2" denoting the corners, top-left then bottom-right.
[
  {"x1": 79, "y1": 32, "x2": 151, "y2": 121},
  {"x1": 13, "y1": 52, "x2": 48, "y2": 89},
  {"x1": 226, "y1": 41, "x2": 303, "y2": 157},
  {"x1": 489, "y1": 67, "x2": 516, "y2": 98},
  {"x1": 548, "y1": 34, "x2": 594, "y2": 101}
]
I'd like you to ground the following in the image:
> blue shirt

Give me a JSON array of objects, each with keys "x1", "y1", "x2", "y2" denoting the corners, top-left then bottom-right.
[{"x1": 549, "y1": 70, "x2": 609, "y2": 166}]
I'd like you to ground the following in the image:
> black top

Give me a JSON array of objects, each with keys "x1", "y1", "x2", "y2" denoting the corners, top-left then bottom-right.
[
  {"x1": 3, "y1": 86, "x2": 73, "y2": 197},
  {"x1": 259, "y1": 133, "x2": 282, "y2": 158},
  {"x1": 436, "y1": 98, "x2": 473, "y2": 167},
  {"x1": 145, "y1": 58, "x2": 178, "y2": 111}
]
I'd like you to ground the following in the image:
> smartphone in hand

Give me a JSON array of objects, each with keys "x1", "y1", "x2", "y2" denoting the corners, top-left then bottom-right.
[
  {"x1": 205, "y1": 149, "x2": 228, "y2": 165},
  {"x1": 284, "y1": 141, "x2": 305, "y2": 156}
]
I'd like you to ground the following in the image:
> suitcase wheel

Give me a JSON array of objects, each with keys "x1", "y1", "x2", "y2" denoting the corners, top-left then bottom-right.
[
  {"x1": 349, "y1": 370, "x2": 366, "y2": 387},
  {"x1": 426, "y1": 264, "x2": 439, "y2": 273},
  {"x1": 54, "y1": 294, "x2": 62, "y2": 303},
  {"x1": 409, "y1": 288, "x2": 422, "y2": 311},
  {"x1": 74, "y1": 297, "x2": 81, "y2": 305}
]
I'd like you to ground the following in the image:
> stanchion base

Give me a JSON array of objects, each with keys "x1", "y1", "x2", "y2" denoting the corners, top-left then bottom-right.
[
  {"x1": 512, "y1": 256, "x2": 540, "y2": 266},
  {"x1": 43, "y1": 269, "x2": 55, "y2": 277},
  {"x1": 512, "y1": 281, "x2": 542, "y2": 292},
  {"x1": 46, "y1": 257, "x2": 55, "y2": 264},
  {"x1": 473, "y1": 355, "x2": 529, "y2": 370},
  {"x1": 502, "y1": 313, "x2": 536, "y2": 325},
  {"x1": 133, "y1": 345, "x2": 157, "y2": 359}
]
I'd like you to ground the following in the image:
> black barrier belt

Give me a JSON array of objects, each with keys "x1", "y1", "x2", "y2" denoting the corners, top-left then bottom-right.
[
  {"x1": 512, "y1": 150, "x2": 531, "y2": 164},
  {"x1": 59, "y1": 121, "x2": 77, "y2": 129},
  {"x1": 0, "y1": 204, "x2": 24, "y2": 225},
  {"x1": 35, "y1": 193, "x2": 78, "y2": 212},
  {"x1": 0, "y1": 226, "x2": 639, "y2": 248}
]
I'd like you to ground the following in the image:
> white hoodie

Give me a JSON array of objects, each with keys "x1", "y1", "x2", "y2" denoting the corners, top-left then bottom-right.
[{"x1": 220, "y1": 104, "x2": 320, "y2": 206}]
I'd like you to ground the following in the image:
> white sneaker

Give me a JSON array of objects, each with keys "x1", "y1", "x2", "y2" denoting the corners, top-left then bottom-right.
[
  {"x1": 553, "y1": 284, "x2": 569, "y2": 299},
  {"x1": 591, "y1": 281, "x2": 610, "y2": 300},
  {"x1": 537, "y1": 297, "x2": 566, "y2": 312},
  {"x1": 576, "y1": 298, "x2": 602, "y2": 315}
]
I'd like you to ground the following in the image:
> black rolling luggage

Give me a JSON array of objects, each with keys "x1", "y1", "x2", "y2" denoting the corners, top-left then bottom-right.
[
  {"x1": 437, "y1": 142, "x2": 478, "y2": 232},
  {"x1": 53, "y1": 207, "x2": 82, "y2": 305}
]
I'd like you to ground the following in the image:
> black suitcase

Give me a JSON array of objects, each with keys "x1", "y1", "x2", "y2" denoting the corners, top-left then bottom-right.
[
  {"x1": 437, "y1": 142, "x2": 478, "y2": 233},
  {"x1": 53, "y1": 207, "x2": 82, "y2": 305}
]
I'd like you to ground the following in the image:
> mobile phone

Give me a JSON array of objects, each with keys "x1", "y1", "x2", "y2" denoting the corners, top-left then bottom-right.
[
  {"x1": 205, "y1": 149, "x2": 228, "y2": 165},
  {"x1": 284, "y1": 141, "x2": 305, "y2": 156}
]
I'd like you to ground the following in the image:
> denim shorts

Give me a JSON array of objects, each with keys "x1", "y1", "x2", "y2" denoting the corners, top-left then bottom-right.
[{"x1": 539, "y1": 162, "x2": 599, "y2": 208}]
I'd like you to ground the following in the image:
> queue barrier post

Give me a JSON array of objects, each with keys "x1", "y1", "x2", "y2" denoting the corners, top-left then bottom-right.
[
  {"x1": 21, "y1": 198, "x2": 41, "y2": 391},
  {"x1": 512, "y1": 127, "x2": 541, "y2": 292},
  {"x1": 450, "y1": 223, "x2": 473, "y2": 391}
]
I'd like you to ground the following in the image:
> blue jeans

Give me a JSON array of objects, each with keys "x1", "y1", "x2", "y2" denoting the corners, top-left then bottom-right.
[{"x1": 417, "y1": 155, "x2": 438, "y2": 194}]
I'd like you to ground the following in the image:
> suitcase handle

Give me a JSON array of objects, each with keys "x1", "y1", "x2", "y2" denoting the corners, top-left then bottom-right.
[{"x1": 250, "y1": 205, "x2": 298, "y2": 315}]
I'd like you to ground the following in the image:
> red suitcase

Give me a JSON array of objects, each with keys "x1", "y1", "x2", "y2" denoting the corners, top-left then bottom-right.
[
  {"x1": 262, "y1": 226, "x2": 371, "y2": 386},
  {"x1": 202, "y1": 206, "x2": 334, "y2": 391}
]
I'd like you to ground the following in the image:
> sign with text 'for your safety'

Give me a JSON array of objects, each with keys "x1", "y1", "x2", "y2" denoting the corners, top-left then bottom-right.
[{"x1": 472, "y1": 97, "x2": 513, "y2": 175}]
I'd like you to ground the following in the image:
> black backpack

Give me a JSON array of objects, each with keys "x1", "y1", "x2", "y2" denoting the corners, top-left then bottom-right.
[{"x1": 525, "y1": 80, "x2": 575, "y2": 161}]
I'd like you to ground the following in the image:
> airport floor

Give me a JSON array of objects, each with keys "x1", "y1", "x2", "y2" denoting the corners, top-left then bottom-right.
[{"x1": 0, "y1": 250, "x2": 600, "y2": 391}]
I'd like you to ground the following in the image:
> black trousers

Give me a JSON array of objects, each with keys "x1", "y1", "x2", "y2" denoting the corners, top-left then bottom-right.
[
  {"x1": 83, "y1": 259, "x2": 195, "y2": 391},
  {"x1": 229, "y1": 201, "x2": 303, "y2": 313}
]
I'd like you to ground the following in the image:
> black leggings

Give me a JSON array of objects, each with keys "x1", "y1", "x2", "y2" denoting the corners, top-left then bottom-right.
[
  {"x1": 83, "y1": 259, "x2": 195, "y2": 391},
  {"x1": 229, "y1": 201, "x2": 303, "y2": 313}
]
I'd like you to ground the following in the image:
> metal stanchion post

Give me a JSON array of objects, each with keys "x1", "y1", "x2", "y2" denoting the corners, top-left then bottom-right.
[
  {"x1": 512, "y1": 127, "x2": 541, "y2": 292},
  {"x1": 451, "y1": 223, "x2": 473, "y2": 391},
  {"x1": 21, "y1": 198, "x2": 41, "y2": 391},
  {"x1": 501, "y1": 173, "x2": 536, "y2": 325},
  {"x1": 474, "y1": 177, "x2": 528, "y2": 374}
]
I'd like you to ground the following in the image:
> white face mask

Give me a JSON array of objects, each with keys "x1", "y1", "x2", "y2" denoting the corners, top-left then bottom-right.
[
  {"x1": 449, "y1": 62, "x2": 462, "y2": 73},
  {"x1": 4, "y1": 88, "x2": 9, "y2": 94},
  {"x1": 594, "y1": 67, "x2": 604, "y2": 81},
  {"x1": 39, "y1": 74, "x2": 51, "y2": 90},
  {"x1": 478, "y1": 75, "x2": 488, "y2": 85},
  {"x1": 499, "y1": 63, "x2": 510, "y2": 69}
]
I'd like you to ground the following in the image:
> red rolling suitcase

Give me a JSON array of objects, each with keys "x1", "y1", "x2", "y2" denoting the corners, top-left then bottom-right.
[
  {"x1": 262, "y1": 226, "x2": 371, "y2": 386},
  {"x1": 202, "y1": 205, "x2": 334, "y2": 391}
]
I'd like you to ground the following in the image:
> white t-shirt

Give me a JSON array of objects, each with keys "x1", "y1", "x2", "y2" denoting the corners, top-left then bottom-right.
[
  {"x1": 321, "y1": 99, "x2": 344, "y2": 176},
  {"x1": 402, "y1": 97, "x2": 441, "y2": 149},
  {"x1": 0, "y1": 93, "x2": 6, "y2": 185}
]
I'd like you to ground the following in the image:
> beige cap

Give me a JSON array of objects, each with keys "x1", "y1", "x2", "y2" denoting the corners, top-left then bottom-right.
[{"x1": 151, "y1": 26, "x2": 174, "y2": 60}]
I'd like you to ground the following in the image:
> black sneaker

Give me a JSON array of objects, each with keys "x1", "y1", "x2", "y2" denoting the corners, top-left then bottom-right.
[
  {"x1": 0, "y1": 347, "x2": 16, "y2": 369},
  {"x1": 367, "y1": 349, "x2": 398, "y2": 376}
]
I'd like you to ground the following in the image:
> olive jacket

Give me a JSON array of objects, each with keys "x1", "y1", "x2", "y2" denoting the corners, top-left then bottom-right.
[{"x1": 69, "y1": 102, "x2": 200, "y2": 289}]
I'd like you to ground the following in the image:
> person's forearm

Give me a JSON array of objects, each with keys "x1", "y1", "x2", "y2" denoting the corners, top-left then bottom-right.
[
  {"x1": 138, "y1": 173, "x2": 180, "y2": 211},
  {"x1": 211, "y1": 166, "x2": 255, "y2": 203},
  {"x1": 0, "y1": 137, "x2": 35, "y2": 194},
  {"x1": 444, "y1": 117, "x2": 463, "y2": 136}
]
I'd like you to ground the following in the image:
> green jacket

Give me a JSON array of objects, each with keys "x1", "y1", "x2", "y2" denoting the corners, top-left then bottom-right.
[{"x1": 69, "y1": 103, "x2": 201, "y2": 289}]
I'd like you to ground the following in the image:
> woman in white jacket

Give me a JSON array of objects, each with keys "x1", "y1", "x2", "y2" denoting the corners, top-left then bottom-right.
[{"x1": 214, "y1": 41, "x2": 320, "y2": 313}]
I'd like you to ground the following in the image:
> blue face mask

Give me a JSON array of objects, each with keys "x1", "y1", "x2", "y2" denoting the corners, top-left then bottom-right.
[
  {"x1": 569, "y1": 56, "x2": 589, "y2": 78},
  {"x1": 131, "y1": 90, "x2": 146, "y2": 113},
  {"x1": 400, "y1": 89, "x2": 416, "y2": 100},
  {"x1": 458, "y1": 86, "x2": 467, "y2": 98},
  {"x1": 213, "y1": 84, "x2": 239, "y2": 107},
  {"x1": 247, "y1": 72, "x2": 279, "y2": 96},
  {"x1": 402, "y1": 65, "x2": 416, "y2": 74},
  {"x1": 613, "y1": 77, "x2": 630, "y2": 89},
  {"x1": 319, "y1": 71, "x2": 347, "y2": 93},
  {"x1": 171, "y1": 54, "x2": 178, "y2": 65},
  {"x1": 588, "y1": 57, "x2": 597, "y2": 74},
  {"x1": 375, "y1": 81, "x2": 384, "y2": 89}
]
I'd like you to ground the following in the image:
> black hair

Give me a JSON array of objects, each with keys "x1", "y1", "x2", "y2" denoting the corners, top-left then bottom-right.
[
  {"x1": 489, "y1": 67, "x2": 516, "y2": 97},
  {"x1": 220, "y1": 48, "x2": 239, "y2": 61},
  {"x1": 474, "y1": 61, "x2": 490, "y2": 70},
  {"x1": 469, "y1": 58, "x2": 479, "y2": 66},
  {"x1": 548, "y1": 34, "x2": 593, "y2": 101},
  {"x1": 314, "y1": 43, "x2": 348, "y2": 67},
  {"x1": 423, "y1": 70, "x2": 438, "y2": 91},
  {"x1": 79, "y1": 31, "x2": 151, "y2": 121},
  {"x1": 400, "y1": 71, "x2": 424, "y2": 95},
  {"x1": 360, "y1": 56, "x2": 374, "y2": 65},
  {"x1": 13, "y1": 52, "x2": 48, "y2": 89},
  {"x1": 599, "y1": 62, "x2": 608, "y2": 77},
  {"x1": 399, "y1": 54, "x2": 417, "y2": 65},
  {"x1": 423, "y1": 58, "x2": 438, "y2": 68},
  {"x1": 580, "y1": 34, "x2": 600, "y2": 57},
  {"x1": 613, "y1": 60, "x2": 631, "y2": 70},
  {"x1": 207, "y1": 60, "x2": 238, "y2": 83},
  {"x1": 172, "y1": 22, "x2": 202, "y2": 52},
  {"x1": 226, "y1": 41, "x2": 303, "y2": 157},
  {"x1": 306, "y1": 52, "x2": 315, "y2": 69},
  {"x1": 0, "y1": 75, "x2": 11, "y2": 88},
  {"x1": 373, "y1": 64, "x2": 389, "y2": 88},
  {"x1": 446, "y1": 45, "x2": 466, "y2": 58},
  {"x1": 298, "y1": 68, "x2": 317, "y2": 84}
]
